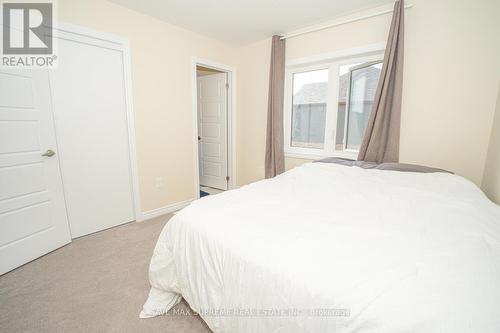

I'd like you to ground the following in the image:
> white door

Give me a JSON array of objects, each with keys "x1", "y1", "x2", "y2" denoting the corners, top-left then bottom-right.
[
  {"x1": 49, "y1": 30, "x2": 135, "y2": 238},
  {"x1": 197, "y1": 73, "x2": 228, "y2": 190},
  {"x1": 0, "y1": 69, "x2": 71, "y2": 275}
]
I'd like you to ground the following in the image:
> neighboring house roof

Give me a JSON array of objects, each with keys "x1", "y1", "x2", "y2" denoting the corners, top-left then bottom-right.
[
  {"x1": 293, "y1": 82, "x2": 328, "y2": 104},
  {"x1": 293, "y1": 65, "x2": 381, "y2": 105}
]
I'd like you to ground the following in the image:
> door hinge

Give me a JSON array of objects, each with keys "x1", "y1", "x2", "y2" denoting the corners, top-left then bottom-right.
[
  {"x1": 225, "y1": 83, "x2": 229, "y2": 89},
  {"x1": 225, "y1": 176, "x2": 230, "y2": 181}
]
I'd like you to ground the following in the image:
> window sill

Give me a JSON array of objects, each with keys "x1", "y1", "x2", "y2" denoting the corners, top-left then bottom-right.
[{"x1": 285, "y1": 150, "x2": 358, "y2": 161}]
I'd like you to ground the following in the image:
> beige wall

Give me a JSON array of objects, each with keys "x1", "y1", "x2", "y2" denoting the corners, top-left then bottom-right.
[
  {"x1": 482, "y1": 84, "x2": 500, "y2": 204},
  {"x1": 236, "y1": 0, "x2": 500, "y2": 186},
  {"x1": 235, "y1": 38, "x2": 272, "y2": 185},
  {"x1": 59, "y1": 0, "x2": 237, "y2": 212}
]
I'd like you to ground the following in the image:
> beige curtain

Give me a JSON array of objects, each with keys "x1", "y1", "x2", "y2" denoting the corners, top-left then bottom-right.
[
  {"x1": 358, "y1": 0, "x2": 405, "y2": 163},
  {"x1": 265, "y1": 35, "x2": 286, "y2": 178}
]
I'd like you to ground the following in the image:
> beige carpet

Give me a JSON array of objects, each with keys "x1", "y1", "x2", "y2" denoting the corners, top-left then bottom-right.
[{"x1": 0, "y1": 214, "x2": 211, "y2": 333}]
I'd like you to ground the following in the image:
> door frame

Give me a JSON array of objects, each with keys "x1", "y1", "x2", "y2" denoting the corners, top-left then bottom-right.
[
  {"x1": 52, "y1": 22, "x2": 142, "y2": 223},
  {"x1": 191, "y1": 57, "x2": 236, "y2": 198}
]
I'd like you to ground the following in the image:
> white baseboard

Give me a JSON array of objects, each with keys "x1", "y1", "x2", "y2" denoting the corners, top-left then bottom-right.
[{"x1": 137, "y1": 198, "x2": 195, "y2": 222}]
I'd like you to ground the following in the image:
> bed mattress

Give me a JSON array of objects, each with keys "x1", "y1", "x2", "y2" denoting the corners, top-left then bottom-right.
[{"x1": 141, "y1": 162, "x2": 500, "y2": 332}]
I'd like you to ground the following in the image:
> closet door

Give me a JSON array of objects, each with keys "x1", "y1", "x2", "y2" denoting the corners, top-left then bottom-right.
[
  {"x1": 49, "y1": 30, "x2": 135, "y2": 238},
  {"x1": 0, "y1": 69, "x2": 71, "y2": 274}
]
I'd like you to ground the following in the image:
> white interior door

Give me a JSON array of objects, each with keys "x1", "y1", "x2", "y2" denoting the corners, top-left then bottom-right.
[
  {"x1": 0, "y1": 69, "x2": 71, "y2": 275},
  {"x1": 49, "y1": 30, "x2": 135, "y2": 238},
  {"x1": 197, "y1": 73, "x2": 228, "y2": 190}
]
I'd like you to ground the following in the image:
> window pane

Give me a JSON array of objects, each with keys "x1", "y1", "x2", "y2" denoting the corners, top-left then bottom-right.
[
  {"x1": 336, "y1": 62, "x2": 381, "y2": 151},
  {"x1": 346, "y1": 62, "x2": 382, "y2": 150},
  {"x1": 336, "y1": 63, "x2": 361, "y2": 150},
  {"x1": 291, "y1": 69, "x2": 328, "y2": 149}
]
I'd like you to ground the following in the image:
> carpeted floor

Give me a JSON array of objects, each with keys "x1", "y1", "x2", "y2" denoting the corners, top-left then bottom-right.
[{"x1": 0, "y1": 214, "x2": 212, "y2": 333}]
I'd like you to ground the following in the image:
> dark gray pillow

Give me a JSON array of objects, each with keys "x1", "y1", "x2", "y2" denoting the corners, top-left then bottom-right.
[
  {"x1": 313, "y1": 157, "x2": 378, "y2": 169},
  {"x1": 314, "y1": 158, "x2": 452, "y2": 174},
  {"x1": 376, "y1": 162, "x2": 452, "y2": 174},
  {"x1": 313, "y1": 157, "x2": 357, "y2": 166}
]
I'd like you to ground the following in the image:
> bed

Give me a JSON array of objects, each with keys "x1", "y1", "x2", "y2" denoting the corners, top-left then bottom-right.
[{"x1": 141, "y1": 162, "x2": 500, "y2": 332}]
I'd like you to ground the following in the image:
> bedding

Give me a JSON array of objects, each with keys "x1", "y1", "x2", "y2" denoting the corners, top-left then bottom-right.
[
  {"x1": 141, "y1": 162, "x2": 500, "y2": 332},
  {"x1": 314, "y1": 157, "x2": 452, "y2": 173}
]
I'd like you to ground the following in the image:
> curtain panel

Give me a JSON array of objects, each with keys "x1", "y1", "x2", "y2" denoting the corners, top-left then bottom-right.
[
  {"x1": 358, "y1": 0, "x2": 405, "y2": 163},
  {"x1": 265, "y1": 35, "x2": 286, "y2": 178}
]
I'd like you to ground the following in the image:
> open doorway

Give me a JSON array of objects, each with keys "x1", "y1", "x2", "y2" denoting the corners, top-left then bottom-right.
[{"x1": 193, "y1": 60, "x2": 234, "y2": 198}]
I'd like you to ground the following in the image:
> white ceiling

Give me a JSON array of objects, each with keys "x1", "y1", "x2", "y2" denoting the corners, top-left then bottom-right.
[{"x1": 108, "y1": 0, "x2": 394, "y2": 45}]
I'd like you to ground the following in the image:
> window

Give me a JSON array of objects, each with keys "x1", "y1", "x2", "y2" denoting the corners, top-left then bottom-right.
[
  {"x1": 284, "y1": 51, "x2": 383, "y2": 159},
  {"x1": 291, "y1": 69, "x2": 328, "y2": 149}
]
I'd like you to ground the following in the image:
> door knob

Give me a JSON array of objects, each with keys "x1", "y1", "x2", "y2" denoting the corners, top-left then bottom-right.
[
  {"x1": 41, "y1": 149, "x2": 56, "y2": 157},
  {"x1": 198, "y1": 136, "x2": 201, "y2": 141}
]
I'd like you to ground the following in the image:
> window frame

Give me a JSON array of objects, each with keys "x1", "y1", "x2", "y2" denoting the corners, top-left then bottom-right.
[{"x1": 284, "y1": 48, "x2": 384, "y2": 160}]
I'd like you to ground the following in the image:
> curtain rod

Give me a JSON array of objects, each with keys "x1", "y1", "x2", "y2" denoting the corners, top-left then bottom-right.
[{"x1": 280, "y1": 4, "x2": 413, "y2": 40}]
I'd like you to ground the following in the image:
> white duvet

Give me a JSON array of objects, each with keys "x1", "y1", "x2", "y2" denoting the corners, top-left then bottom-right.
[{"x1": 141, "y1": 162, "x2": 500, "y2": 332}]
